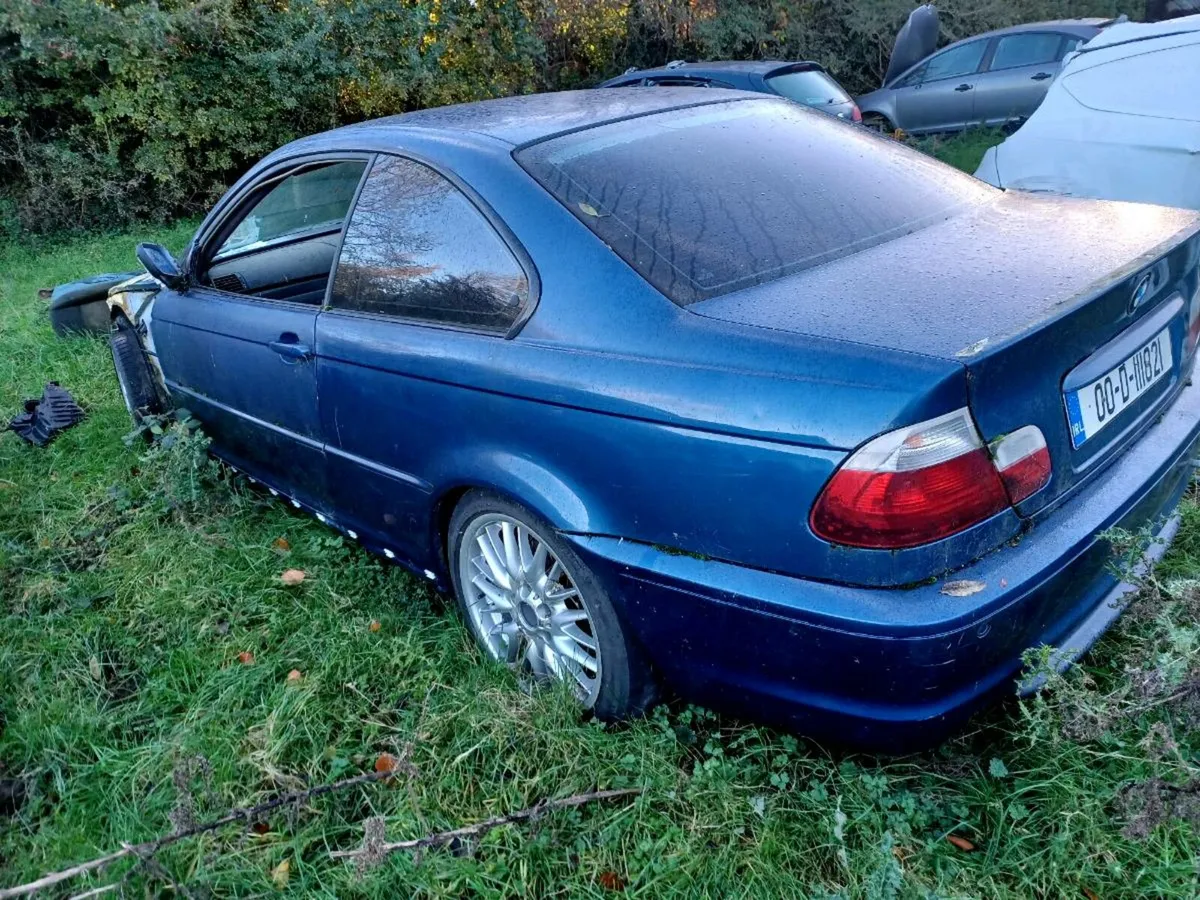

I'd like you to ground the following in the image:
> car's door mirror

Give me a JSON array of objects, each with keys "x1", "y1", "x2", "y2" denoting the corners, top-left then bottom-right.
[{"x1": 135, "y1": 242, "x2": 188, "y2": 291}]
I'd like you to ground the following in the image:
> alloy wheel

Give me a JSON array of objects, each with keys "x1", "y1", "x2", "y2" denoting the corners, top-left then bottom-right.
[{"x1": 459, "y1": 513, "x2": 602, "y2": 706}]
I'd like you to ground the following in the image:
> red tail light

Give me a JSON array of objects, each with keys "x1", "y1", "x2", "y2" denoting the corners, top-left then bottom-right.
[
  {"x1": 811, "y1": 409, "x2": 1051, "y2": 549},
  {"x1": 1187, "y1": 282, "x2": 1200, "y2": 358},
  {"x1": 989, "y1": 425, "x2": 1051, "y2": 504},
  {"x1": 851, "y1": 104, "x2": 863, "y2": 124}
]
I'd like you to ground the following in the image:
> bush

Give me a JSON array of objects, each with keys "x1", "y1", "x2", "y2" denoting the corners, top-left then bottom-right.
[
  {"x1": 0, "y1": 0, "x2": 540, "y2": 234},
  {"x1": 1, "y1": 0, "x2": 1142, "y2": 235}
]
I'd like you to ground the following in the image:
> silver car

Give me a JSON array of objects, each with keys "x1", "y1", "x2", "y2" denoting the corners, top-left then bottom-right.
[{"x1": 857, "y1": 19, "x2": 1108, "y2": 134}]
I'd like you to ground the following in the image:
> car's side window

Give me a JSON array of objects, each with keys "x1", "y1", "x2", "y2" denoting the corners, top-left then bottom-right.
[
  {"x1": 895, "y1": 63, "x2": 928, "y2": 88},
  {"x1": 213, "y1": 162, "x2": 366, "y2": 260},
  {"x1": 922, "y1": 40, "x2": 987, "y2": 83},
  {"x1": 988, "y1": 32, "x2": 1064, "y2": 71},
  {"x1": 1059, "y1": 36, "x2": 1083, "y2": 60},
  {"x1": 330, "y1": 155, "x2": 529, "y2": 332}
]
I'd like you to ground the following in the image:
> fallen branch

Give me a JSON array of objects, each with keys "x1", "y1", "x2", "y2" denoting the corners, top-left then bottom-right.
[
  {"x1": 67, "y1": 884, "x2": 119, "y2": 900},
  {"x1": 0, "y1": 769, "x2": 394, "y2": 899},
  {"x1": 330, "y1": 787, "x2": 642, "y2": 862}
]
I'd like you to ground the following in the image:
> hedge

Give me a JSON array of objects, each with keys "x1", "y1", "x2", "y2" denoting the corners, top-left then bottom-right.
[{"x1": 1, "y1": 0, "x2": 1141, "y2": 235}]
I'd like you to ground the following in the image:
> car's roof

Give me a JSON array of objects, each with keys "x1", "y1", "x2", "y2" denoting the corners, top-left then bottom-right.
[
  {"x1": 617, "y1": 59, "x2": 821, "y2": 78},
  {"x1": 329, "y1": 88, "x2": 754, "y2": 149},
  {"x1": 945, "y1": 17, "x2": 1108, "y2": 46}
]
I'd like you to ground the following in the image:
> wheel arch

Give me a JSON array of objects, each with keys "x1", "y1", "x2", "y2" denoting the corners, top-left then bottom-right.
[
  {"x1": 427, "y1": 453, "x2": 602, "y2": 578},
  {"x1": 861, "y1": 108, "x2": 897, "y2": 131}
]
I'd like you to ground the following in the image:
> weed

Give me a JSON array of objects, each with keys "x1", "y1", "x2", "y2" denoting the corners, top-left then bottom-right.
[{"x1": 126, "y1": 409, "x2": 229, "y2": 518}]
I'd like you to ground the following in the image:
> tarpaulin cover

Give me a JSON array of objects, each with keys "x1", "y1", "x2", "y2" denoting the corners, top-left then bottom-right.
[
  {"x1": 7, "y1": 382, "x2": 86, "y2": 447},
  {"x1": 975, "y1": 15, "x2": 1200, "y2": 209}
]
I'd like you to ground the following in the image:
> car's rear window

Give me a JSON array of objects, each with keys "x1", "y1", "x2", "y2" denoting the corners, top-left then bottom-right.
[
  {"x1": 765, "y1": 68, "x2": 851, "y2": 105},
  {"x1": 517, "y1": 99, "x2": 995, "y2": 304}
]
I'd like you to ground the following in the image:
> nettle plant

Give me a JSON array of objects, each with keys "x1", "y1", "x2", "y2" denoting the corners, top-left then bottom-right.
[{"x1": 125, "y1": 409, "x2": 225, "y2": 515}]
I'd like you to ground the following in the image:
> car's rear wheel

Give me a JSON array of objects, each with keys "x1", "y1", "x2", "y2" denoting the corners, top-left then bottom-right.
[
  {"x1": 110, "y1": 316, "x2": 164, "y2": 425},
  {"x1": 863, "y1": 113, "x2": 896, "y2": 134},
  {"x1": 448, "y1": 491, "x2": 654, "y2": 719}
]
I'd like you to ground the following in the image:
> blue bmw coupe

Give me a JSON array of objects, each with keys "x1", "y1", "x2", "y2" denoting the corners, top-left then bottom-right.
[{"x1": 110, "y1": 89, "x2": 1200, "y2": 749}]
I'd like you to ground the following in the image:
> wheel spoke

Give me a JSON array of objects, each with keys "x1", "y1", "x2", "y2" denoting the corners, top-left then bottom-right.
[
  {"x1": 541, "y1": 640, "x2": 562, "y2": 677},
  {"x1": 552, "y1": 635, "x2": 599, "y2": 673},
  {"x1": 557, "y1": 621, "x2": 597, "y2": 652},
  {"x1": 500, "y1": 521, "x2": 521, "y2": 579},
  {"x1": 559, "y1": 654, "x2": 593, "y2": 694},
  {"x1": 516, "y1": 525, "x2": 536, "y2": 575},
  {"x1": 501, "y1": 624, "x2": 523, "y2": 662},
  {"x1": 527, "y1": 540, "x2": 548, "y2": 580},
  {"x1": 486, "y1": 617, "x2": 518, "y2": 641},
  {"x1": 545, "y1": 584, "x2": 579, "y2": 604},
  {"x1": 551, "y1": 608, "x2": 589, "y2": 626},
  {"x1": 525, "y1": 638, "x2": 548, "y2": 676},
  {"x1": 472, "y1": 574, "x2": 513, "y2": 611},
  {"x1": 476, "y1": 533, "x2": 510, "y2": 590}
]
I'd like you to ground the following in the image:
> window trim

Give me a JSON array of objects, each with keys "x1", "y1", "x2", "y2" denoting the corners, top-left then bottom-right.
[
  {"x1": 189, "y1": 152, "x2": 374, "y2": 306},
  {"x1": 984, "y1": 31, "x2": 1068, "y2": 73},
  {"x1": 209, "y1": 222, "x2": 346, "y2": 267},
  {"x1": 324, "y1": 150, "x2": 542, "y2": 340},
  {"x1": 920, "y1": 38, "x2": 989, "y2": 84},
  {"x1": 894, "y1": 62, "x2": 928, "y2": 88},
  {"x1": 646, "y1": 76, "x2": 716, "y2": 88}
]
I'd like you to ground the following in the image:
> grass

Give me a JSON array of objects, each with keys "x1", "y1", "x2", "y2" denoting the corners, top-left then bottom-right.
[
  {"x1": 2, "y1": 213, "x2": 1199, "y2": 896},
  {"x1": 914, "y1": 128, "x2": 1005, "y2": 176}
]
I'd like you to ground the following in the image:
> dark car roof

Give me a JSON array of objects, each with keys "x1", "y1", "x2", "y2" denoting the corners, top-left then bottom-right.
[
  {"x1": 616, "y1": 59, "x2": 822, "y2": 78},
  {"x1": 329, "y1": 88, "x2": 753, "y2": 149}
]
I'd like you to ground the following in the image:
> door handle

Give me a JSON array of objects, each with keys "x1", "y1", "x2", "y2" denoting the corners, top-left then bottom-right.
[
  {"x1": 954, "y1": 83, "x2": 973, "y2": 92},
  {"x1": 1031, "y1": 72, "x2": 1053, "y2": 81},
  {"x1": 268, "y1": 336, "x2": 313, "y2": 361}
]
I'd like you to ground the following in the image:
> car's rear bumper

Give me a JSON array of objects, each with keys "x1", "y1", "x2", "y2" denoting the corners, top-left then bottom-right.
[{"x1": 565, "y1": 376, "x2": 1200, "y2": 751}]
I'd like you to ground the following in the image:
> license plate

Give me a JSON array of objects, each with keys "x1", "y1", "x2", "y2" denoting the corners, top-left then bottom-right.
[{"x1": 1066, "y1": 328, "x2": 1172, "y2": 447}]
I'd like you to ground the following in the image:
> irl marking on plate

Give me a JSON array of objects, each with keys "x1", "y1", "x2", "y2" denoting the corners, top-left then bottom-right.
[{"x1": 1065, "y1": 391, "x2": 1086, "y2": 445}]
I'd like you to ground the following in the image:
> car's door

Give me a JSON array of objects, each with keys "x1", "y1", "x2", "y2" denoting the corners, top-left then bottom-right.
[
  {"x1": 971, "y1": 32, "x2": 1076, "y2": 125},
  {"x1": 315, "y1": 154, "x2": 534, "y2": 565},
  {"x1": 894, "y1": 39, "x2": 989, "y2": 132},
  {"x1": 152, "y1": 157, "x2": 369, "y2": 510}
]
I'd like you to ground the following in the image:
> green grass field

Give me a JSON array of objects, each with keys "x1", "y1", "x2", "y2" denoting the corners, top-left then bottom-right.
[
  {"x1": 2, "y1": 145, "x2": 1200, "y2": 897},
  {"x1": 908, "y1": 129, "x2": 1005, "y2": 176}
]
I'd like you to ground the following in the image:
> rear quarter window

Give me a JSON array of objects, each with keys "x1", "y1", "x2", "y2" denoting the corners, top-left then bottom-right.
[
  {"x1": 330, "y1": 155, "x2": 529, "y2": 331},
  {"x1": 517, "y1": 99, "x2": 994, "y2": 305},
  {"x1": 989, "y1": 33, "x2": 1064, "y2": 70}
]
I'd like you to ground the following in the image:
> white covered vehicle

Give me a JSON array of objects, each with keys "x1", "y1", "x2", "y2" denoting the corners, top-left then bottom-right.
[{"x1": 975, "y1": 15, "x2": 1200, "y2": 208}]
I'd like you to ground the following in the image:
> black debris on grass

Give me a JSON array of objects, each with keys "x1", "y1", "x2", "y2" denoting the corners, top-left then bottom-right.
[{"x1": 7, "y1": 382, "x2": 85, "y2": 447}]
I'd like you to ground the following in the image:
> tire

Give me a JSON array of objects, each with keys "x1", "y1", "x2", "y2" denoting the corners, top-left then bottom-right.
[
  {"x1": 448, "y1": 490, "x2": 655, "y2": 720},
  {"x1": 110, "y1": 317, "x2": 164, "y2": 424},
  {"x1": 863, "y1": 113, "x2": 896, "y2": 135}
]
